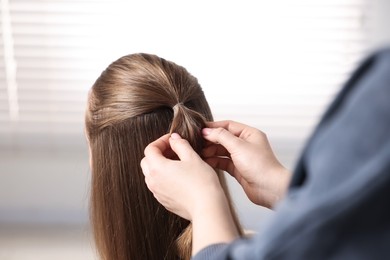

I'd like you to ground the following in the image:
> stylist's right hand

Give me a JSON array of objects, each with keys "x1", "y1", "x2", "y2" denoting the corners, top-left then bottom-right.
[
  {"x1": 141, "y1": 133, "x2": 228, "y2": 221},
  {"x1": 202, "y1": 120, "x2": 291, "y2": 209}
]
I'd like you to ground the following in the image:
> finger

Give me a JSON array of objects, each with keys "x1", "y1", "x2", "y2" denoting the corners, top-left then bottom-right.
[
  {"x1": 140, "y1": 157, "x2": 149, "y2": 177},
  {"x1": 169, "y1": 133, "x2": 200, "y2": 162},
  {"x1": 202, "y1": 127, "x2": 242, "y2": 154},
  {"x1": 204, "y1": 157, "x2": 235, "y2": 177},
  {"x1": 205, "y1": 120, "x2": 249, "y2": 137},
  {"x1": 202, "y1": 143, "x2": 230, "y2": 158},
  {"x1": 144, "y1": 134, "x2": 171, "y2": 158}
]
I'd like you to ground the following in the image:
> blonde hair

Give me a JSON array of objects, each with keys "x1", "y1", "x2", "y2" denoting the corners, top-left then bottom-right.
[{"x1": 85, "y1": 53, "x2": 242, "y2": 259}]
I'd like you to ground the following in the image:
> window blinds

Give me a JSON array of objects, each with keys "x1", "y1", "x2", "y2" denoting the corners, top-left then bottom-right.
[{"x1": 0, "y1": 0, "x2": 374, "y2": 156}]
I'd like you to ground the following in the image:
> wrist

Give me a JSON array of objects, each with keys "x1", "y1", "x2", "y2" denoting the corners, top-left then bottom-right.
[
  {"x1": 191, "y1": 186, "x2": 239, "y2": 255},
  {"x1": 256, "y1": 166, "x2": 292, "y2": 209},
  {"x1": 267, "y1": 166, "x2": 292, "y2": 208}
]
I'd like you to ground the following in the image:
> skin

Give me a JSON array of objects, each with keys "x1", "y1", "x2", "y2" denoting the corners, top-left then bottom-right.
[
  {"x1": 202, "y1": 121, "x2": 291, "y2": 209},
  {"x1": 141, "y1": 120, "x2": 292, "y2": 256}
]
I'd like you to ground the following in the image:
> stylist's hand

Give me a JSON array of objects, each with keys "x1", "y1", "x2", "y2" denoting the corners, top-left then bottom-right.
[
  {"x1": 141, "y1": 133, "x2": 229, "y2": 220},
  {"x1": 202, "y1": 120, "x2": 291, "y2": 209},
  {"x1": 141, "y1": 133, "x2": 239, "y2": 255}
]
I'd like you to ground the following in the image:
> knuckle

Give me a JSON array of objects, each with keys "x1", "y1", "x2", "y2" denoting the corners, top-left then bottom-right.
[
  {"x1": 214, "y1": 127, "x2": 227, "y2": 136},
  {"x1": 176, "y1": 138, "x2": 189, "y2": 145},
  {"x1": 149, "y1": 166, "x2": 159, "y2": 177},
  {"x1": 140, "y1": 157, "x2": 146, "y2": 167},
  {"x1": 146, "y1": 177, "x2": 157, "y2": 191},
  {"x1": 144, "y1": 177, "x2": 152, "y2": 190},
  {"x1": 248, "y1": 126, "x2": 266, "y2": 139},
  {"x1": 143, "y1": 146, "x2": 152, "y2": 157},
  {"x1": 257, "y1": 129, "x2": 267, "y2": 139},
  {"x1": 171, "y1": 136, "x2": 187, "y2": 146}
]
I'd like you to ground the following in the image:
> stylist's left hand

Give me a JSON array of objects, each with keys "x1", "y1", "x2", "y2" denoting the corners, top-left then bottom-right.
[{"x1": 140, "y1": 133, "x2": 225, "y2": 221}]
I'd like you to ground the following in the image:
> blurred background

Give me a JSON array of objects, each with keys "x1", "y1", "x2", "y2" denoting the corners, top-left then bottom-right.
[{"x1": 0, "y1": 0, "x2": 389, "y2": 259}]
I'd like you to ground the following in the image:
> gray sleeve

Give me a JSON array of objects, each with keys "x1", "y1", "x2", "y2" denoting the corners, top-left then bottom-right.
[
  {"x1": 192, "y1": 48, "x2": 390, "y2": 260},
  {"x1": 191, "y1": 243, "x2": 229, "y2": 260}
]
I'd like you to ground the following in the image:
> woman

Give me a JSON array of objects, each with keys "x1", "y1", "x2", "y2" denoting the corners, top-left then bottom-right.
[{"x1": 85, "y1": 53, "x2": 242, "y2": 260}]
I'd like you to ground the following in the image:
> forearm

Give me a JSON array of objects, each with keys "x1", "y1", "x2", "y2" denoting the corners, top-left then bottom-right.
[{"x1": 191, "y1": 189, "x2": 239, "y2": 256}]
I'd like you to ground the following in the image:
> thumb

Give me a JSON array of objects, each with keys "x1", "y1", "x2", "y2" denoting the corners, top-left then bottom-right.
[
  {"x1": 202, "y1": 127, "x2": 242, "y2": 154},
  {"x1": 169, "y1": 133, "x2": 200, "y2": 162}
]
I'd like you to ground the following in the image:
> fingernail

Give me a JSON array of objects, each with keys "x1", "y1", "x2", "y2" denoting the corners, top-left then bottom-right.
[
  {"x1": 202, "y1": 128, "x2": 212, "y2": 135},
  {"x1": 171, "y1": 133, "x2": 181, "y2": 139}
]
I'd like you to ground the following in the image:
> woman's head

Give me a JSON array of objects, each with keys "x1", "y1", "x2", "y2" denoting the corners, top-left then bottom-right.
[
  {"x1": 85, "y1": 53, "x2": 241, "y2": 259},
  {"x1": 86, "y1": 54, "x2": 209, "y2": 151}
]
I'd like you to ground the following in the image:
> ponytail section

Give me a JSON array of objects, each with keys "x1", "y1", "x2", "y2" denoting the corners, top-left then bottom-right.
[
  {"x1": 168, "y1": 102, "x2": 208, "y2": 259},
  {"x1": 169, "y1": 103, "x2": 207, "y2": 154}
]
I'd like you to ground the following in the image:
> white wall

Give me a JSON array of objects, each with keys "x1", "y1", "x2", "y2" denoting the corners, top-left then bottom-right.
[{"x1": 0, "y1": 133, "x2": 90, "y2": 225}]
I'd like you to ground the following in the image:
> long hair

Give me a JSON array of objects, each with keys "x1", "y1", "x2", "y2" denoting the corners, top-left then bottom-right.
[{"x1": 85, "y1": 53, "x2": 242, "y2": 260}]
